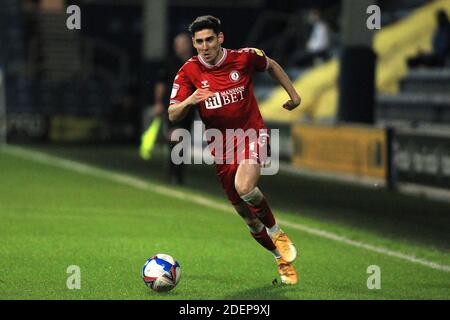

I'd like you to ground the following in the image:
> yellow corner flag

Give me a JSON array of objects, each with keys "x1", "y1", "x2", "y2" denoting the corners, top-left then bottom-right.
[{"x1": 140, "y1": 116, "x2": 162, "y2": 160}]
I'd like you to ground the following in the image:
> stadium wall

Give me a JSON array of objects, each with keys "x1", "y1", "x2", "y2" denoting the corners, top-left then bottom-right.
[
  {"x1": 291, "y1": 124, "x2": 388, "y2": 179},
  {"x1": 394, "y1": 129, "x2": 450, "y2": 190},
  {"x1": 289, "y1": 123, "x2": 450, "y2": 192}
]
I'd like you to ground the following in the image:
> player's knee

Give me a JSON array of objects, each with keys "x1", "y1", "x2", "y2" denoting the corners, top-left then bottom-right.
[{"x1": 235, "y1": 181, "x2": 256, "y2": 196}]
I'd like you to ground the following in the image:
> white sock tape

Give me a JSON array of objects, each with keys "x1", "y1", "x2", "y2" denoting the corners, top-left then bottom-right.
[{"x1": 240, "y1": 187, "x2": 264, "y2": 206}]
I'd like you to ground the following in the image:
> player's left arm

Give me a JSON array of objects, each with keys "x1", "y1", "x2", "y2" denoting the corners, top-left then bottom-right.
[{"x1": 266, "y1": 58, "x2": 301, "y2": 111}]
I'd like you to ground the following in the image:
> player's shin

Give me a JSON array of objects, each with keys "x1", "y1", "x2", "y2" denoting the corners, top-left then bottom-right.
[
  {"x1": 233, "y1": 202, "x2": 280, "y2": 258},
  {"x1": 248, "y1": 221, "x2": 281, "y2": 258},
  {"x1": 240, "y1": 187, "x2": 277, "y2": 230},
  {"x1": 240, "y1": 189, "x2": 297, "y2": 262}
]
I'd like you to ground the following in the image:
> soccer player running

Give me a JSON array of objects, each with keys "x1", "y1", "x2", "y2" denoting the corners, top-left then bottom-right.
[{"x1": 168, "y1": 15, "x2": 301, "y2": 284}]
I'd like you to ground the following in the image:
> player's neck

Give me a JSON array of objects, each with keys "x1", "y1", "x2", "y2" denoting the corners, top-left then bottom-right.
[{"x1": 210, "y1": 47, "x2": 224, "y2": 65}]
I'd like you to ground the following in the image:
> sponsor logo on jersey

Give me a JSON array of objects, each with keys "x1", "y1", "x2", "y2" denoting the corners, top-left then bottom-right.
[
  {"x1": 204, "y1": 86, "x2": 245, "y2": 110},
  {"x1": 205, "y1": 92, "x2": 222, "y2": 109}
]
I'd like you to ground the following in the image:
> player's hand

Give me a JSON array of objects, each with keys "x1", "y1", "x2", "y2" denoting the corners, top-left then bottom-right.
[
  {"x1": 282, "y1": 95, "x2": 301, "y2": 111},
  {"x1": 189, "y1": 89, "x2": 215, "y2": 105}
]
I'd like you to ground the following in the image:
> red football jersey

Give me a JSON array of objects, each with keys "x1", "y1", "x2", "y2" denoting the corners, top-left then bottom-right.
[{"x1": 169, "y1": 47, "x2": 269, "y2": 161}]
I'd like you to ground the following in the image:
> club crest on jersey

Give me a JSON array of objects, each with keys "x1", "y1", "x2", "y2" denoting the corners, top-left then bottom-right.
[{"x1": 229, "y1": 70, "x2": 240, "y2": 82}]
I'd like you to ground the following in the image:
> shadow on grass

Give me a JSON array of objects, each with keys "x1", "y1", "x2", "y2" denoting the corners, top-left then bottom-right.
[
  {"x1": 142, "y1": 287, "x2": 183, "y2": 299},
  {"x1": 223, "y1": 281, "x2": 300, "y2": 300}
]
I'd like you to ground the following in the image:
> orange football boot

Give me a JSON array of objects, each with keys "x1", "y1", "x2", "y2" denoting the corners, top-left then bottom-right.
[
  {"x1": 276, "y1": 258, "x2": 298, "y2": 285},
  {"x1": 271, "y1": 230, "x2": 297, "y2": 263}
]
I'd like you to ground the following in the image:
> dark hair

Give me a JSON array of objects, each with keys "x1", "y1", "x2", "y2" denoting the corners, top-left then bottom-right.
[{"x1": 188, "y1": 15, "x2": 221, "y2": 36}]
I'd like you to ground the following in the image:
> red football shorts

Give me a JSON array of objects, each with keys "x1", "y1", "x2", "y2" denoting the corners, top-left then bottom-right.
[{"x1": 214, "y1": 134, "x2": 270, "y2": 206}]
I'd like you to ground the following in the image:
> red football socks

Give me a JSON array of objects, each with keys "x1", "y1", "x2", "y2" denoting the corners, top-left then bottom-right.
[{"x1": 250, "y1": 227, "x2": 276, "y2": 251}]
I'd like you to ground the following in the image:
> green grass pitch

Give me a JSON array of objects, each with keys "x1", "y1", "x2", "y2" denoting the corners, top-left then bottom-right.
[{"x1": 0, "y1": 147, "x2": 449, "y2": 299}]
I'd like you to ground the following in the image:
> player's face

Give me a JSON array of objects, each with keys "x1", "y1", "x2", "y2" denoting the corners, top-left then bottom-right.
[{"x1": 192, "y1": 29, "x2": 224, "y2": 64}]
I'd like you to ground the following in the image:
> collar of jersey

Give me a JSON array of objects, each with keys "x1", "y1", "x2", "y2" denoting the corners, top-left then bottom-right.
[{"x1": 198, "y1": 48, "x2": 227, "y2": 68}]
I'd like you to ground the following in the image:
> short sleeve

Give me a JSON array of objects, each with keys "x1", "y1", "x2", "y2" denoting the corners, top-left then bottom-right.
[
  {"x1": 169, "y1": 66, "x2": 194, "y2": 105},
  {"x1": 243, "y1": 48, "x2": 269, "y2": 73}
]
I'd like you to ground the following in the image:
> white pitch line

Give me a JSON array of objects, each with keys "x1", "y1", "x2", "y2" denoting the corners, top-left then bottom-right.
[{"x1": 2, "y1": 145, "x2": 450, "y2": 273}]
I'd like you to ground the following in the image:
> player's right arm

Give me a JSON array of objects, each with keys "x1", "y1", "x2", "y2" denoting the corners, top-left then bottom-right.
[
  {"x1": 168, "y1": 88, "x2": 214, "y2": 122},
  {"x1": 168, "y1": 65, "x2": 215, "y2": 122}
]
